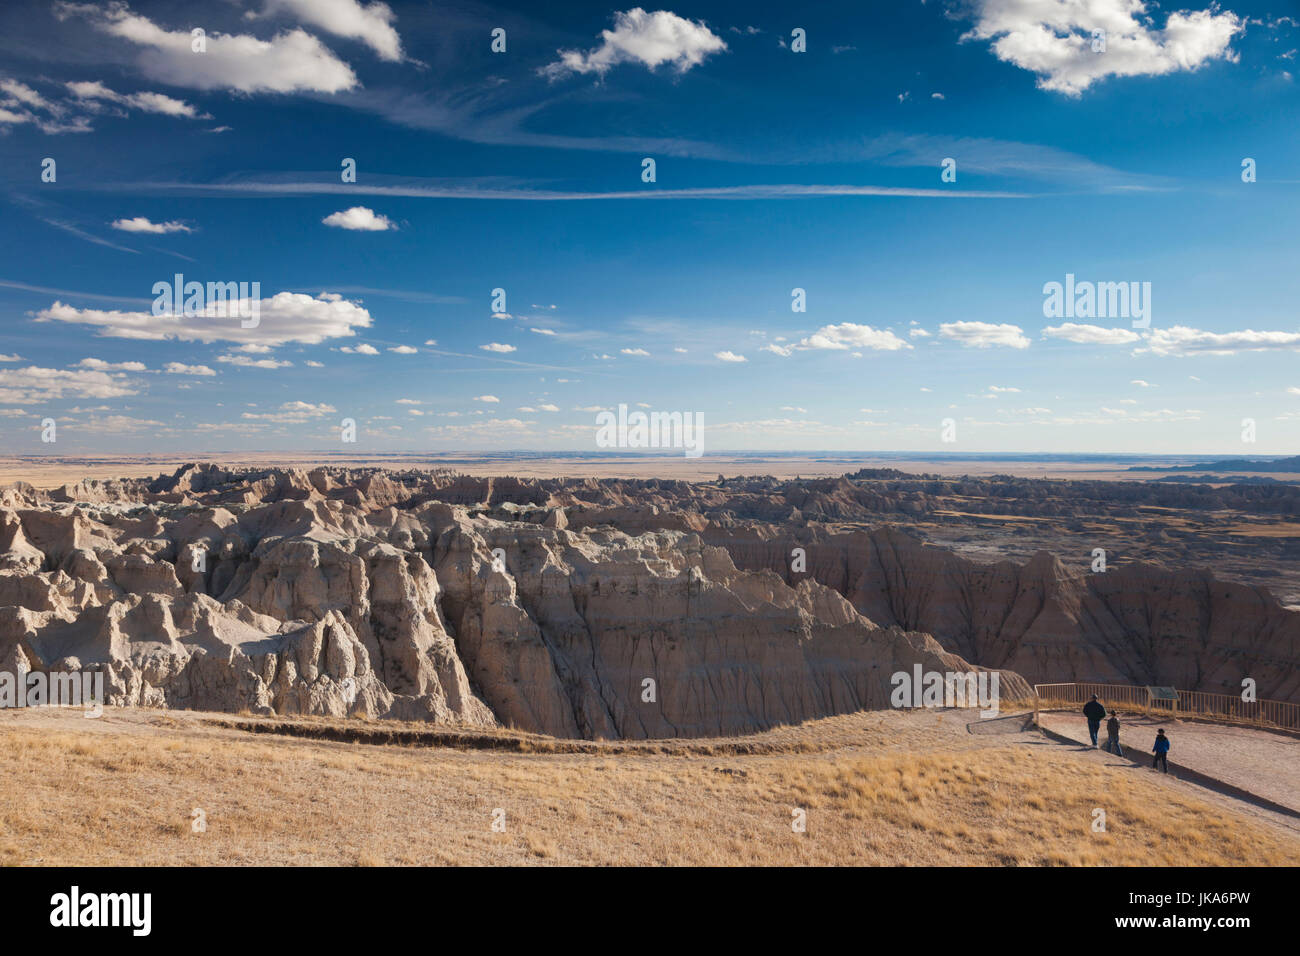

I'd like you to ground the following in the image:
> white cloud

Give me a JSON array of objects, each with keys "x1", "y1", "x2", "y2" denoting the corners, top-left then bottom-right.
[
  {"x1": 909, "y1": 328, "x2": 931, "y2": 338},
  {"x1": 395, "y1": 398, "x2": 422, "y2": 405},
  {"x1": 60, "y1": 2, "x2": 359, "y2": 94},
  {"x1": 163, "y1": 362, "x2": 216, "y2": 376},
  {"x1": 1131, "y1": 379, "x2": 1156, "y2": 387},
  {"x1": 480, "y1": 343, "x2": 516, "y2": 353},
  {"x1": 538, "y1": 403, "x2": 560, "y2": 412},
  {"x1": 36, "y1": 292, "x2": 371, "y2": 346},
  {"x1": 760, "y1": 343, "x2": 793, "y2": 357},
  {"x1": 473, "y1": 395, "x2": 500, "y2": 403},
  {"x1": 242, "y1": 400, "x2": 337, "y2": 422},
  {"x1": 530, "y1": 328, "x2": 556, "y2": 336},
  {"x1": 387, "y1": 345, "x2": 418, "y2": 354},
  {"x1": 0, "y1": 79, "x2": 57, "y2": 113},
  {"x1": 260, "y1": 0, "x2": 403, "y2": 62},
  {"x1": 1043, "y1": 322, "x2": 1140, "y2": 345},
  {"x1": 0, "y1": 366, "x2": 140, "y2": 404},
  {"x1": 797, "y1": 323, "x2": 910, "y2": 352},
  {"x1": 620, "y1": 347, "x2": 650, "y2": 356},
  {"x1": 542, "y1": 8, "x2": 727, "y2": 78},
  {"x1": 715, "y1": 350, "x2": 747, "y2": 363},
  {"x1": 0, "y1": 354, "x2": 23, "y2": 362},
  {"x1": 960, "y1": 0, "x2": 1243, "y2": 96},
  {"x1": 110, "y1": 216, "x2": 192, "y2": 234},
  {"x1": 939, "y1": 321, "x2": 1030, "y2": 349},
  {"x1": 1140, "y1": 326, "x2": 1300, "y2": 357},
  {"x1": 340, "y1": 343, "x2": 380, "y2": 355},
  {"x1": 673, "y1": 347, "x2": 688, "y2": 353},
  {"x1": 305, "y1": 360, "x2": 324, "y2": 367},
  {"x1": 74, "y1": 357, "x2": 148, "y2": 372},
  {"x1": 322, "y1": 206, "x2": 397, "y2": 231},
  {"x1": 987, "y1": 385, "x2": 1021, "y2": 393},
  {"x1": 66, "y1": 81, "x2": 208, "y2": 118},
  {"x1": 217, "y1": 354, "x2": 292, "y2": 369}
]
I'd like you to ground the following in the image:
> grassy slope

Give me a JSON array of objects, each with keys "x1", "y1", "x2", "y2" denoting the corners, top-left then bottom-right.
[{"x1": 0, "y1": 709, "x2": 1294, "y2": 866}]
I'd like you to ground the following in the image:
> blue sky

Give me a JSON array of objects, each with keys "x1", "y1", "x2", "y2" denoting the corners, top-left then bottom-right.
[{"x1": 1, "y1": 0, "x2": 1299, "y2": 455}]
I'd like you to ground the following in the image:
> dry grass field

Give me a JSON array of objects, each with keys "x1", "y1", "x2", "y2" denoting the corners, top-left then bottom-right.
[{"x1": 1, "y1": 707, "x2": 1295, "y2": 866}]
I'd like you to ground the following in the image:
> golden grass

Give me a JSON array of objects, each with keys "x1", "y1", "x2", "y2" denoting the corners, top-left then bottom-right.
[{"x1": 0, "y1": 712, "x2": 1294, "y2": 867}]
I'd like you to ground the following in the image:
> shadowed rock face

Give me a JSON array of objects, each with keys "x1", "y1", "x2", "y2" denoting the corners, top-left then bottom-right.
[
  {"x1": 0, "y1": 465, "x2": 1026, "y2": 738},
  {"x1": 703, "y1": 526, "x2": 1300, "y2": 702}
]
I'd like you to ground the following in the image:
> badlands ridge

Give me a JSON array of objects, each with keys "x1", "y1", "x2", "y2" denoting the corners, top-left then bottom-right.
[{"x1": 1, "y1": 464, "x2": 1296, "y2": 738}]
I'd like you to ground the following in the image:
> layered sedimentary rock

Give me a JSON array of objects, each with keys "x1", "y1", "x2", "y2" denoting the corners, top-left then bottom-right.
[
  {"x1": 704, "y1": 525, "x2": 1300, "y2": 701},
  {"x1": 5, "y1": 463, "x2": 1295, "y2": 735},
  {"x1": 0, "y1": 465, "x2": 1027, "y2": 737}
]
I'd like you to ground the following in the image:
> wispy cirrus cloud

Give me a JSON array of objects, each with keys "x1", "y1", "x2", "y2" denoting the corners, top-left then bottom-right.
[{"x1": 100, "y1": 176, "x2": 1029, "y2": 201}]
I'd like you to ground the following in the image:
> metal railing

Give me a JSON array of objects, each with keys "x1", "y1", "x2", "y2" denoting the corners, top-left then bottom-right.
[{"x1": 1032, "y1": 682, "x2": 1300, "y2": 733}]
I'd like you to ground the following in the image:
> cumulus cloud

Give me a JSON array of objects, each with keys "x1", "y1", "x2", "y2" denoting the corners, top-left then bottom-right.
[
  {"x1": 0, "y1": 366, "x2": 140, "y2": 404},
  {"x1": 110, "y1": 216, "x2": 192, "y2": 234},
  {"x1": 714, "y1": 350, "x2": 747, "y2": 362},
  {"x1": 35, "y1": 292, "x2": 372, "y2": 347},
  {"x1": 58, "y1": 2, "x2": 359, "y2": 94},
  {"x1": 66, "y1": 80, "x2": 208, "y2": 118},
  {"x1": 959, "y1": 0, "x2": 1243, "y2": 96},
  {"x1": 939, "y1": 321, "x2": 1030, "y2": 349},
  {"x1": 797, "y1": 323, "x2": 910, "y2": 352},
  {"x1": 1138, "y1": 326, "x2": 1300, "y2": 357},
  {"x1": 542, "y1": 8, "x2": 727, "y2": 78},
  {"x1": 215, "y1": 351, "x2": 292, "y2": 366},
  {"x1": 1043, "y1": 322, "x2": 1141, "y2": 345},
  {"x1": 259, "y1": 0, "x2": 403, "y2": 61},
  {"x1": 620, "y1": 347, "x2": 650, "y2": 356},
  {"x1": 340, "y1": 343, "x2": 380, "y2": 355},
  {"x1": 217, "y1": 354, "x2": 292, "y2": 369},
  {"x1": 387, "y1": 345, "x2": 418, "y2": 354},
  {"x1": 0, "y1": 354, "x2": 23, "y2": 362},
  {"x1": 74, "y1": 357, "x2": 148, "y2": 371},
  {"x1": 473, "y1": 395, "x2": 500, "y2": 403},
  {"x1": 480, "y1": 343, "x2": 516, "y2": 353},
  {"x1": 321, "y1": 206, "x2": 397, "y2": 231},
  {"x1": 163, "y1": 362, "x2": 216, "y2": 375},
  {"x1": 242, "y1": 400, "x2": 337, "y2": 422}
]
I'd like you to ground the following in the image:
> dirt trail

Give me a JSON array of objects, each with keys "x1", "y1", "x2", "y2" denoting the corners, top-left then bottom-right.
[{"x1": 1038, "y1": 711, "x2": 1300, "y2": 831}]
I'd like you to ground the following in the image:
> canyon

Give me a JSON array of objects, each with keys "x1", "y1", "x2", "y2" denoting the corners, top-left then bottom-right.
[{"x1": 1, "y1": 463, "x2": 1295, "y2": 738}]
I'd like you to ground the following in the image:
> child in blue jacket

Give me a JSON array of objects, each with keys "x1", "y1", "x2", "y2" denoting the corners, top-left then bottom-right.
[{"x1": 1151, "y1": 728, "x2": 1170, "y2": 773}]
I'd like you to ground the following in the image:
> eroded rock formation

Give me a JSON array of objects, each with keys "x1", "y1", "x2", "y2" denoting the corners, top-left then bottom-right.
[{"x1": 0, "y1": 465, "x2": 1031, "y2": 737}]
